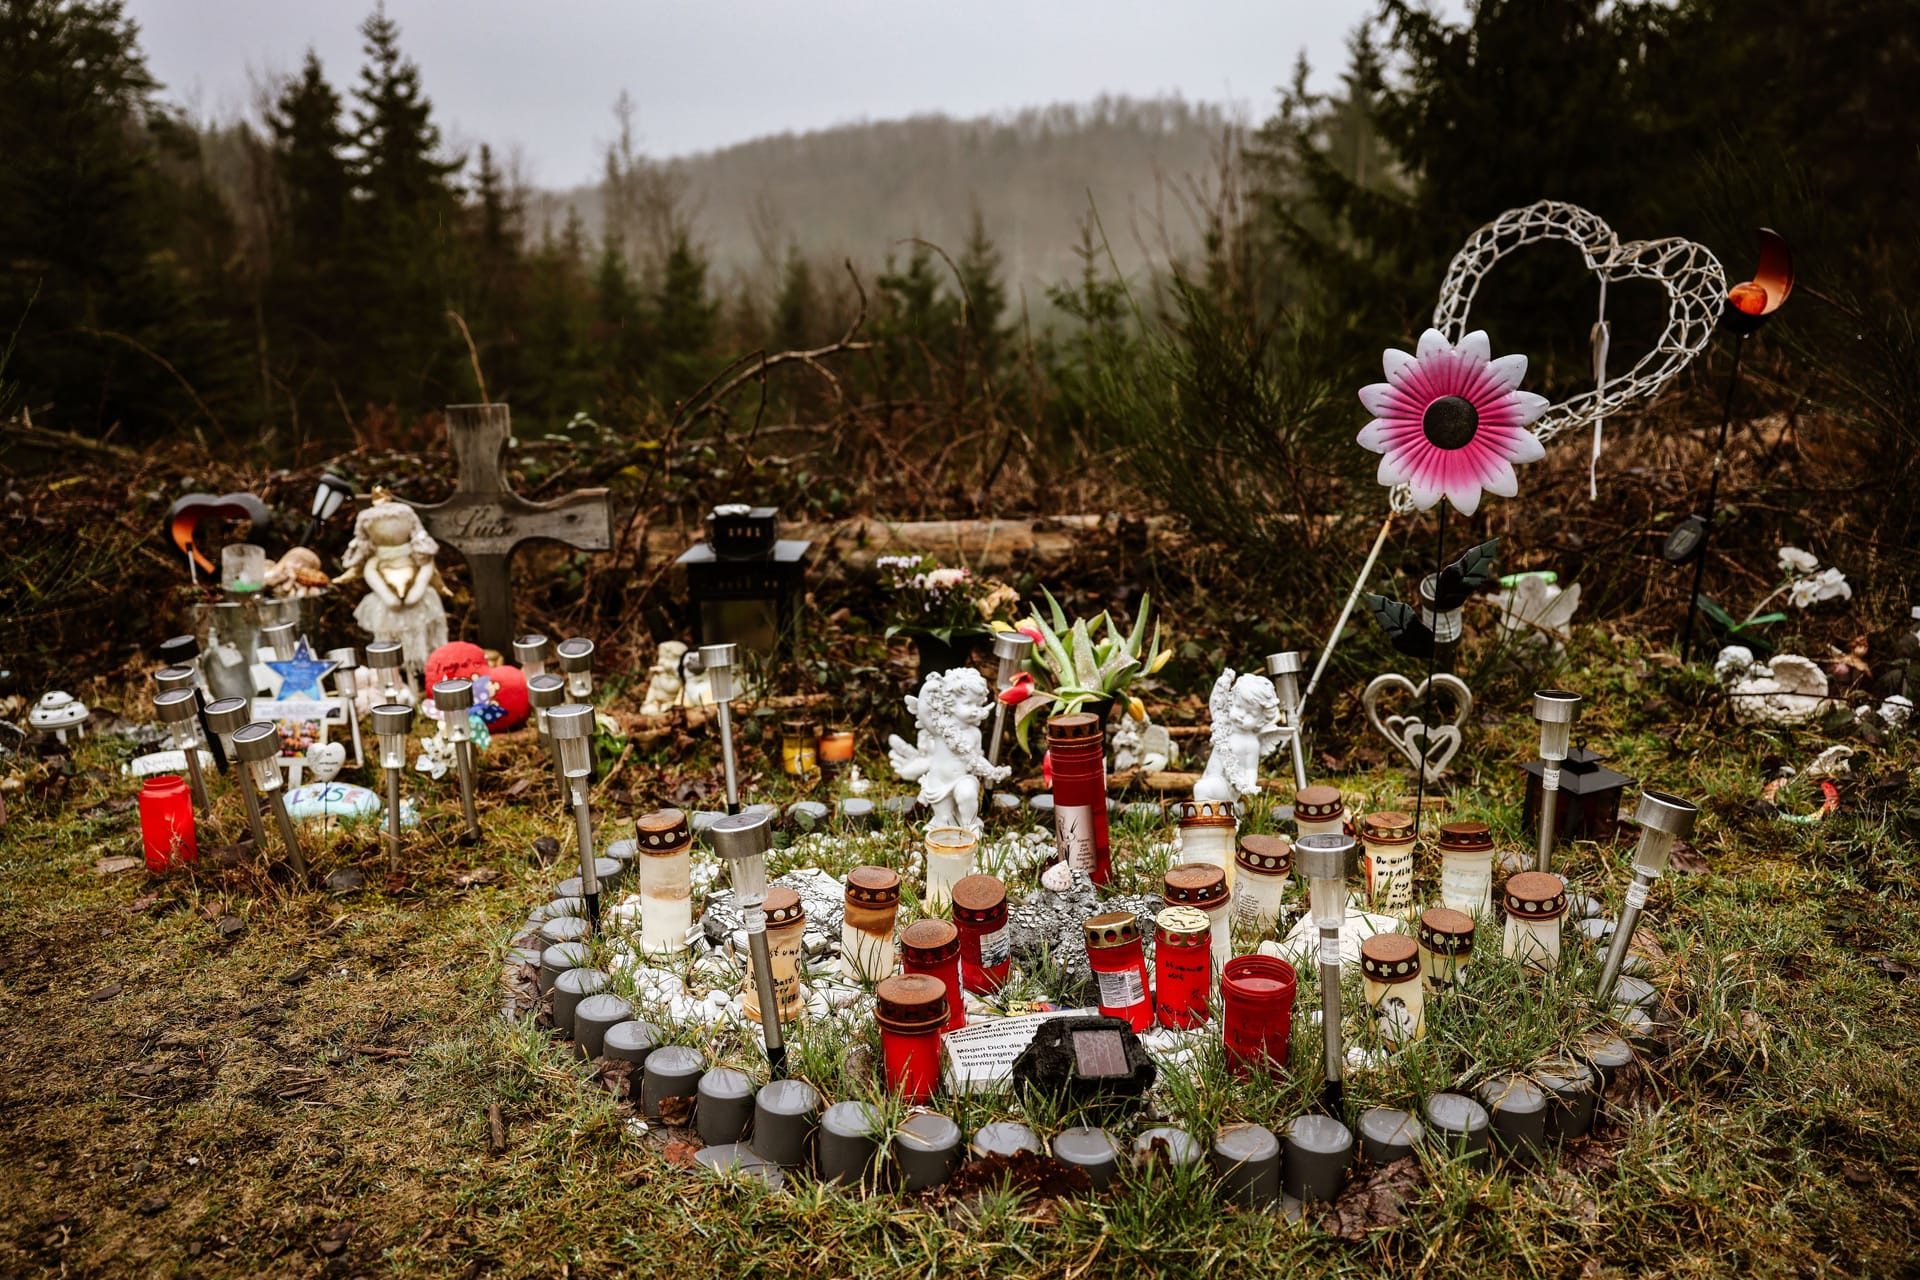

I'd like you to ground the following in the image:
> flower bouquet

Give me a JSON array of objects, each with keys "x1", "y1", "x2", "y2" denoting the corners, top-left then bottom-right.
[
  {"x1": 1004, "y1": 591, "x2": 1171, "y2": 749},
  {"x1": 878, "y1": 555, "x2": 1021, "y2": 648}
]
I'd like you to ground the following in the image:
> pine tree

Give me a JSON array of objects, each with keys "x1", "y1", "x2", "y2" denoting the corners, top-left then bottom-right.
[
  {"x1": 954, "y1": 207, "x2": 1011, "y2": 374},
  {"x1": 772, "y1": 244, "x2": 819, "y2": 352},
  {"x1": 652, "y1": 228, "x2": 715, "y2": 400}
]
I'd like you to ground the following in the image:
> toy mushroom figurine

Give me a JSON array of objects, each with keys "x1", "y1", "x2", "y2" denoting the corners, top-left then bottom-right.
[
  {"x1": 334, "y1": 489, "x2": 448, "y2": 670},
  {"x1": 29, "y1": 691, "x2": 90, "y2": 744}
]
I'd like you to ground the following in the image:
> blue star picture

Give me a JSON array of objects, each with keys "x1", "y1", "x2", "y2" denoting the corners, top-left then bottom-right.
[{"x1": 267, "y1": 639, "x2": 339, "y2": 699}]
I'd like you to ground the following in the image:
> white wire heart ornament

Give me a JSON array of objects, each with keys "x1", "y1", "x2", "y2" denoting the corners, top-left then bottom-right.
[
  {"x1": 1423, "y1": 199, "x2": 1728, "y2": 510},
  {"x1": 1363, "y1": 672, "x2": 1473, "y2": 783}
]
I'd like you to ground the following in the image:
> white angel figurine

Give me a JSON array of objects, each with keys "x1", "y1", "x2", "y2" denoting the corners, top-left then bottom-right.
[
  {"x1": 1194, "y1": 668, "x2": 1285, "y2": 805},
  {"x1": 334, "y1": 490, "x2": 449, "y2": 669},
  {"x1": 888, "y1": 668, "x2": 1009, "y2": 831}
]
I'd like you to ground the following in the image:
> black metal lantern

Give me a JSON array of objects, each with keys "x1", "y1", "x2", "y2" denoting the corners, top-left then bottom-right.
[
  {"x1": 1521, "y1": 747, "x2": 1632, "y2": 841},
  {"x1": 675, "y1": 504, "x2": 810, "y2": 658}
]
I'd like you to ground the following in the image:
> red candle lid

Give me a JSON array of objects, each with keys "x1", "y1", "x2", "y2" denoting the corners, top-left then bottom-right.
[
  {"x1": 950, "y1": 874, "x2": 1007, "y2": 922},
  {"x1": 763, "y1": 886, "x2": 805, "y2": 928},
  {"x1": 1360, "y1": 932, "x2": 1420, "y2": 982},
  {"x1": 1163, "y1": 863, "x2": 1228, "y2": 910}
]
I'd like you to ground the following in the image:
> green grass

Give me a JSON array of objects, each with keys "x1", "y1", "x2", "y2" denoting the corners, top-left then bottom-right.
[{"x1": 3, "y1": 631, "x2": 1919, "y2": 1277}]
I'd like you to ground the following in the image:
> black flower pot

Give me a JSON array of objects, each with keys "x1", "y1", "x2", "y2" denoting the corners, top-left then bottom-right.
[{"x1": 912, "y1": 634, "x2": 981, "y2": 689}]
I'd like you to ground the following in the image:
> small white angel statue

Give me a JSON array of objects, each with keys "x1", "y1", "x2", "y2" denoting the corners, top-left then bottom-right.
[
  {"x1": 334, "y1": 490, "x2": 448, "y2": 669},
  {"x1": 1194, "y1": 668, "x2": 1284, "y2": 805},
  {"x1": 888, "y1": 667, "x2": 1009, "y2": 831}
]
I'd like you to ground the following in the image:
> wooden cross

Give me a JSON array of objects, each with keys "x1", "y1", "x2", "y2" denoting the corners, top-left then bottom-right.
[{"x1": 407, "y1": 404, "x2": 613, "y2": 653}]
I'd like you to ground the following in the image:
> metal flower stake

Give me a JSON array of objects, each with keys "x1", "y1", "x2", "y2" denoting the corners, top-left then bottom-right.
[
  {"x1": 326, "y1": 647, "x2": 365, "y2": 766},
  {"x1": 432, "y1": 678, "x2": 482, "y2": 843},
  {"x1": 547, "y1": 704, "x2": 602, "y2": 932},
  {"x1": 525, "y1": 673, "x2": 567, "y2": 802},
  {"x1": 711, "y1": 810, "x2": 787, "y2": 1079},
  {"x1": 986, "y1": 629, "x2": 1034, "y2": 780},
  {"x1": 513, "y1": 634, "x2": 549, "y2": 678},
  {"x1": 371, "y1": 703, "x2": 413, "y2": 872},
  {"x1": 232, "y1": 721, "x2": 307, "y2": 879},
  {"x1": 699, "y1": 642, "x2": 743, "y2": 814},
  {"x1": 1531, "y1": 689, "x2": 1582, "y2": 872},
  {"x1": 1596, "y1": 791, "x2": 1697, "y2": 1003},
  {"x1": 1297, "y1": 831, "x2": 1354, "y2": 1121},
  {"x1": 1358, "y1": 327, "x2": 1546, "y2": 828},
  {"x1": 1265, "y1": 650, "x2": 1310, "y2": 791},
  {"x1": 1677, "y1": 230, "x2": 1794, "y2": 660}
]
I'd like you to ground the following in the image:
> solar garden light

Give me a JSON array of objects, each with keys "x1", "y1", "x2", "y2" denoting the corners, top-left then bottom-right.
[
  {"x1": 987, "y1": 630, "x2": 1034, "y2": 773},
  {"x1": 1265, "y1": 650, "x2": 1311, "y2": 791},
  {"x1": 326, "y1": 647, "x2": 364, "y2": 766},
  {"x1": 1296, "y1": 831, "x2": 1355, "y2": 1121},
  {"x1": 259, "y1": 619, "x2": 298, "y2": 663},
  {"x1": 1596, "y1": 792, "x2": 1697, "y2": 1003},
  {"x1": 513, "y1": 633, "x2": 550, "y2": 679},
  {"x1": 433, "y1": 679, "x2": 482, "y2": 843},
  {"x1": 153, "y1": 688, "x2": 213, "y2": 815},
  {"x1": 711, "y1": 809, "x2": 787, "y2": 1078},
  {"x1": 1531, "y1": 689, "x2": 1582, "y2": 873},
  {"x1": 204, "y1": 696, "x2": 266, "y2": 847},
  {"x1": 232, "y1": 721, "x2": 307, "y2": 879},
  {"x1": 526, "y1": 673, "x2": 568, "y2": 801},
  {"x1": 365, "y1": 640, "x2": 408, "y2": 704},
  {"x1": 547, "y1": 703, "x2": 603, "y2": 931},
  {"x1": 157, "y1": 635, "x2": 227, "y2": 769},
  {"x1": 557, "y1": 636, "x2": 595, "y2": 700},
  {"x1": 371, "y1": 703, "x2": 414, "y2": 872},
  {"x1": 301, "y1": 472, "x2": 355, "y2": 545},
  {"x1": 698, "y1": 642, "x2": 743, "y2": 814}
]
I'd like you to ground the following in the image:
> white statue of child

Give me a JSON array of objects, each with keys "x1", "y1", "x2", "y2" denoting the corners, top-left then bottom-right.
[
  {"x1": 887, "y1": 667, "x2": 1009, "y2": 831},
  {"x1": 1194, "y1": 668, "x2": 1284, "y2": 805}
]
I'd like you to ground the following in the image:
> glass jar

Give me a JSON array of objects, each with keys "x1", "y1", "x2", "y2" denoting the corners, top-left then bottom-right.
[
  {"x1": 1220, "y1": 954, "x2": 1297, "y2": 1078},
  {"x1": 1048, "y1": 713, "x2": 1112, "y2": 884},
  {"x1": 1153, "y1": 906, "x2": 1213, "y2": 1029},
  {"x1": 138, "y1": 776, "x2": 198, "y2": 872},
  {"x1": 1293, "y1": 785, "x2": 1348, "y2": 839},
  {"x1": 1360, "y1": 810, "x2": 1417, "y2": 917},
  {"x1": 922, "y1": 826, "x2": 976, "y2": 910},
  {"x1": 1177, "y1": 800, "x2": 1239, "y2": 891},
  {"x1": 901, "y1": 919, "x2": 966, "y2": 1032},
  {"x1": 1232, "y1": 834, "x2": 1292, "y2": 933},
  {"x1": 780, "y1": 718, "x2": 819, "y2": 780},
  {"x1": 221, "y1": 543, "x2": 267, "y2": 594},
  {"x1": 1418, "y1": 907, "x2": 1475, "y2": 990},
  {"x1": 950, "y1": 874, "x2": 1011, "y2": 994},
  {"x1": 840, "y1": 866, "x2": 901, "y2": 982},
  {"x1": 1164, "y1": 863, "x2": 1231, "y2": 977},
  {"x1": 875, "y1": 974, "x2": 948, "y2": 1103},
  {"x1": 1437, "y1": 820, "x2": 1496, "y2": 917},
  {"x1": 817, "y1": 727, "x2": 855, "y2": 778},
  {"x1": 1360, "y1": 932, "x2": 1425, "y2": 1045},
  {"x1": 634, "y1": 808, "x2": 693, "y2": 955},
  {"x1": 744, "y1": 887, "x2": 807, "y2": 1023},
  {"x1": 1502, "y1": 871, "x2": 1568, "y2": 972},
  {"x1": 1083, "y1": 911, "x2": 1152, "y2": 1031}
]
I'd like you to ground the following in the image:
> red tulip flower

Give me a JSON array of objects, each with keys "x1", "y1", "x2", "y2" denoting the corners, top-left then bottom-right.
[{"x1": 999, "y1": 672, "x2": 1035, "y2": 705}]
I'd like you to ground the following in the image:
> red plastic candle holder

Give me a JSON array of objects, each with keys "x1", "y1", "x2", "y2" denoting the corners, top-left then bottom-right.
[
  {"x1": 138, "y1": 775, "x2": 198, "y2": 873},
  {"x1": 1221, "y1": 954, "x2": 1297, "y2": 1078}
]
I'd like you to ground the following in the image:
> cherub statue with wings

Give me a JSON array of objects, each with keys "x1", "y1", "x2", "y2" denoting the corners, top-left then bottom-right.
[
  {"x1": 888, "y1": 667, "x2": 1009, "y2": 831},
  {"x1": 1193, "y1": 669, "x2": 1285, "y2": 806}
]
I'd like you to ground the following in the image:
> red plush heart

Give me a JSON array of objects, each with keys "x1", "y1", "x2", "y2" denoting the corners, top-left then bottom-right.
[
  {"x1": 422, "y1": 641, "x2": 530, "y2": 731},
  {"x1": 485, "y1": 664, "x2": 530, "y2": 731},
  {"x1": 165, "y1": 492, "x2": 273, "y2": 574}
]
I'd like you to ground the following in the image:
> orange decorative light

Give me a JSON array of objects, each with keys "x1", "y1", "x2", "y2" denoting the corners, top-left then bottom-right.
[
  {"x1": 1727, "y1": 282, "x2": 1768, "y2": 315},
  {"x1": 1721, "y1": 229, "x2": 1793, "y2": 335}
]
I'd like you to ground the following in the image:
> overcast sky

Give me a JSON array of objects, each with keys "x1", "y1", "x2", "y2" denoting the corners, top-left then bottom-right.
[{"x1": 124, "y1": 0, "x2": 1433, "y2": 189}]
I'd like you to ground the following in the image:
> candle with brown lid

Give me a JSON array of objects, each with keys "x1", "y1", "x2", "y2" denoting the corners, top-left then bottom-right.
[
  {"x1": 1232, "y1": 834, "x2": 1292, "y2": 933},
  {"x1": 951, "y1": 874, "x2": 1011, "y2": 993},
  {"x1": 634, "y1": 808, "x2": 693, "y2": 955},
  {"x1": 1502, "y1": 871, "x2": 1568, "y2": 972},
  {"x1": 840, "y1": 866, "x2": 901, "y2": 982},
  {"x1": 1360, "y1": 810, "x2": 1416, "y2": 916},
  {"x1": 902, "y1": 919, "x2": 966, "y2": 1031},
  {"x1": 1084, "y1": 911, "x2": 1152, "y2": 1031},
  {"x1": 1048, "y1": 713, "x2": 1112, "y2": 884},
  {"x1": 1418, "y1": 906, "x2": 1475, "y2": 990},
  {"x1": 1360, "y1": 932, "x2": 1424, "y2": 1044},
  {"x1": 1164, "y1": 862, "x2": 1231, "y2": 977},
  {"x1": 1177, "y1": 799, "x2": 1238, "y2": 891},
  {"x1": 1293, "y1": 785, "x2": 1348, "y2": 839},
  {"x1": 875, "y1": 974, "x2": 948, "y2": 1102},
  {"x1": 744, "y1": 887, "x2": 807, "y2": 1023}
]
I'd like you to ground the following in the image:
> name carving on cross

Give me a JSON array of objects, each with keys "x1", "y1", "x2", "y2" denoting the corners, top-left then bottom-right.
[{"x1": 406, "y1": 403, "x2": 613, "y2": 653}]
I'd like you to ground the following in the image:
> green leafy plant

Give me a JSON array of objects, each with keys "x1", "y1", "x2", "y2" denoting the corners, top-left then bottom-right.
[{"x1": 1007, "y1": 590, "x2": 1171, "y2": 749}]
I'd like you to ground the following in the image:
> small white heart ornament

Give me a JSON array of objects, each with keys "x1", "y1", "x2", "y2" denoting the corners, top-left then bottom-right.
[
  {"x1": 306, "y1": 741, "x2": 346, "y2": 783},
  {"x1": 1363, "y1": 673, "x2": 1473, "y2": 783}
]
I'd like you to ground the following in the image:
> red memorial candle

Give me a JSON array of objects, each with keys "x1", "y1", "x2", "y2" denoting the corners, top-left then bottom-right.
[
  {"x1": 1047, "y1": 713, "x2": 1112, "y2": 885},
  {"x1": 138, "y1": 775, "x2": 198, "y2": 873}
]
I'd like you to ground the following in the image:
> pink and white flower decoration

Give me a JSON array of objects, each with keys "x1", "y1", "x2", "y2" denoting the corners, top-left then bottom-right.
[{"x1": 1358, "y1": 329, "x2": 1550, "y2": 516}]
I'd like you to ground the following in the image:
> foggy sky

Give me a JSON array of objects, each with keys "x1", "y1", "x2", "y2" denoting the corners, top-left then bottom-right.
[{"x1": 123, "y1": 0, "x2": 1419, "y2": 189}]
